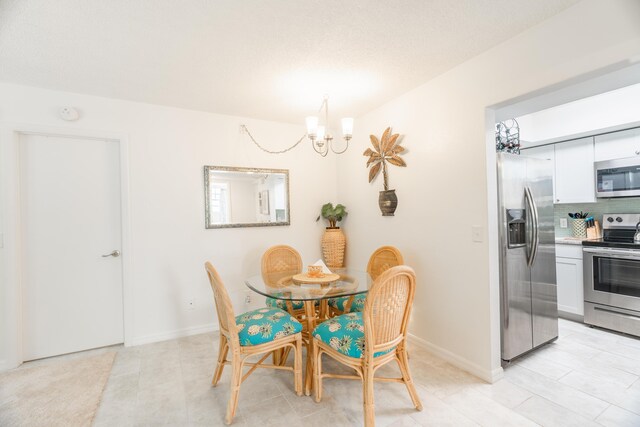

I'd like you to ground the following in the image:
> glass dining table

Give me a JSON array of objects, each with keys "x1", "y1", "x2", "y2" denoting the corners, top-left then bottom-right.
[{"x1": 245, "y1": 268, "x2": 372, "y2": 395}]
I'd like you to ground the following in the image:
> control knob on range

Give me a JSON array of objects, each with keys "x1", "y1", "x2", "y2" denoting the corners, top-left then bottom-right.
[
  {"x1": 616, "y1": 217, "x2": 624, "y2": 223},
  {"x1": 607, "y1": 217, "x2": 614, "y2": 223}
]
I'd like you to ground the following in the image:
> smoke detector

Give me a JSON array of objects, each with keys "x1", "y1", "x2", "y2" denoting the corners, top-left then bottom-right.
[{"x1": 59, "y1": 107, "x2": 80, "y2": 121}]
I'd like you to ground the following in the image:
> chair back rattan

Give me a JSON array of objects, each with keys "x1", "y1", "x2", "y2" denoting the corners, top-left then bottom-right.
[
  {"x1": 261, "y1": 245, "x2": 303, "y2": 287},
  {"x1": 362, "y1": 265, "x2": 416, "y2": 358},
  {"x1": 205, "y1": 262, "x2": 240, "y2": 348},
  {"x1": 366, "y1": 246, "x2": 404, "y2": 280}
]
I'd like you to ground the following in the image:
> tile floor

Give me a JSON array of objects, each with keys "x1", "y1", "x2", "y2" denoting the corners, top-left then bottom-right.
[{"x1": 19, "y1": 319, "x2": 640, "y2": 426}]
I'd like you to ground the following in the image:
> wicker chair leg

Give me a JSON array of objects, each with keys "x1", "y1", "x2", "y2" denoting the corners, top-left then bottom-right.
[
  {"x1": 363, "y1": 367, "x2": 375, "y2": 427},
  {"x1": 303, "y1": 300, "x2": 316, "y2": 396},
  {"x1": 225, "y1": 358, "x2": 243, "y2": 425},
  {"x1": 281, "y1": 347, "x2": 292, "y2": 365},
  {"x1": 294, "y1": 336, "x2": 303, "y2": 396},
  {"x1": 313, "y1": 345, "x2": 322, "y2": 403},
  {"x1": 304, "y1": 347, "x2": 313, "y2": 396},
  {"x1": 212, "y1": 335, "x2": 229, "y2": 386},
  {"x1": 272, "y1": 349, "x2": 282, "y2": 365},
  {"x1": 398, "y1": 349, "x2": 422, "y2": 410}
]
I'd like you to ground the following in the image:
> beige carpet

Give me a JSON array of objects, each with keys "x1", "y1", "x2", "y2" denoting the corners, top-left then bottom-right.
[{"x1": 0, "y1": 351, "x2": 115, "y2": 427}]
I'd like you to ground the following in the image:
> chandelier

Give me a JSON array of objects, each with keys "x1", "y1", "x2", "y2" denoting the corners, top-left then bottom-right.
[
  {"x1": 305, "y1": 96, "x2": 353, "y2": 156},
  {"x1": 242, "y1": 96, "x2": 353, "y2": 157}
]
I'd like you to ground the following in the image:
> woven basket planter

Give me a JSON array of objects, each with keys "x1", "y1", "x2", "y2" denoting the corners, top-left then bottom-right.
[{"x1": 322, "y1": 227, "x2": 346, "y2": 268}]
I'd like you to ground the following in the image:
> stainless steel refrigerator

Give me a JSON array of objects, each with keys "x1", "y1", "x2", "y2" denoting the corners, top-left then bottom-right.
[{"x1": 497, "y1": 152, "x2": 558, "y2": 362}]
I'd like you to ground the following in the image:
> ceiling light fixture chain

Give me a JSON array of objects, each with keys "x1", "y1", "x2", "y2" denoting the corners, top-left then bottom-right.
[
  {"x1": 240, "y1": 124, "x2": 307, "y2": 154},
  {"x1": 241, "y1": 96, "x2": 353, "y2": 157}
]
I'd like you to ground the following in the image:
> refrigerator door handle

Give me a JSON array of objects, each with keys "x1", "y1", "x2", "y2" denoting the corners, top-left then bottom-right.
[
  {"x1": 529, "y1": 187, "x2": 540, "y2": 266},
  {"x1": 501, "y1": 245, "x2": 509, "y2": 328},
  {"x1": 524, "y1": 186, "x2": 539, "y2": 267}
]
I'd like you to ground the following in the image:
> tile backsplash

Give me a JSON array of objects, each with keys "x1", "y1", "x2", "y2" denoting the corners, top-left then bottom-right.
[{"x1": 555, "y1": 198, "x2": 640, "y2": 237}]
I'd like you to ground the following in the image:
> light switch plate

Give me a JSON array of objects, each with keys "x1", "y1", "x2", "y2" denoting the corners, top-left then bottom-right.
[
  {"x1": 472, "y1": 226, "x2": 483, "y2": 242},
  {"x1": 560, "y1": 218, "x2": 568, "y2": 229}
]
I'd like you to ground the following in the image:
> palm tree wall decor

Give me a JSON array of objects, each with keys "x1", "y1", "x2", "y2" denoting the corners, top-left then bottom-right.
[{"x1": 364, "y1": 127, "x2": 406, "y2": 216}]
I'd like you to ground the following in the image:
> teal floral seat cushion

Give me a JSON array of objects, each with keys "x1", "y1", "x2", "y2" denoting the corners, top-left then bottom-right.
[
  {"x1": 236, "y1": 308, "x2": 302, "y2": 346},
  {"x1": 265, "y1": 297, "x2": 319, "y2": 311},
  {"x1": 328, "y1": 293, "x2": 366, "y2": 313},
  {"x1": 312, "y1": 312, "x2": 392, "y2": 358},
  {"x1": 265, "y1": 296, "x2": 305, "y2": 310}
]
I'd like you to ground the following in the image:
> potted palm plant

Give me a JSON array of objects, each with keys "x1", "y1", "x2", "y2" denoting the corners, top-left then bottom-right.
[
  {"x1": 316, "y1": 203, "x2": 348, "y2": 268},
  {"x1": 364, "y1": 127, "x2": 407, "y2": 216}
]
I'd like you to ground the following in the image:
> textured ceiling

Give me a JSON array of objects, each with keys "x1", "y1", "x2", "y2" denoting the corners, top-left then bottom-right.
[{"x1": 0, "y1": 0, "x2": 580, "y2": 123}]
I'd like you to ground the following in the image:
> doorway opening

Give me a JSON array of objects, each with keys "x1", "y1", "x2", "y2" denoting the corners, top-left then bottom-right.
[{"x1": 485, "y1": 62, "x2": 640, "y2": 370}]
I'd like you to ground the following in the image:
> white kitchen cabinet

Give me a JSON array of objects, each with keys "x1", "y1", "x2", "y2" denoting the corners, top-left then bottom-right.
[
  {"x1": 555, "y1": 244, "x2": 584, "y2": 316},
  {"x1": 521, "y1": 144, "x2": 556, "y2": 202},
  {"x1": 594, "y1": 127, "x2": 640, "y2": 161},
  {"x1": 521, "y1": 144, "x2": 554, "y2": 161},
  {"x1": 554, "y1": 137, "x2": 596, "y2": 204}
]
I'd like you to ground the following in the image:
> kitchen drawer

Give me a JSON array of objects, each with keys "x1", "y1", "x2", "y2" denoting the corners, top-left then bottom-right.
[{"x1": 555, "y1": 244, "x2": 583, "y2": 259}]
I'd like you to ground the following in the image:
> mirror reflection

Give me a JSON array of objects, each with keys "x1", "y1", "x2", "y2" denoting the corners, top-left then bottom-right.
[{"x1": 204, "y1": 166, "x2": 290, "y2": 228}]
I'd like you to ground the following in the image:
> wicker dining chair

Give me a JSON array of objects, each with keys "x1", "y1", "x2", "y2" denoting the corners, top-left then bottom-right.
[
  {"x1": 329, "y1": 246, "x2": 404, "y2": 316},
  {"x1": 313, "y1": 265, "x2": 422, "y2": 427},
  {"x1": 205, "y1": 262, "x2": 303, "y2": 425},
  {"x1": 261, "y1": 245, "x2": 305, "y2": 317}
]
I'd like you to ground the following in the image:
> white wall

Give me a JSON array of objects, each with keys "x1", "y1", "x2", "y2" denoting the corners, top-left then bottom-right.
[
  {"x1": 1, "y1": 0, "x2": 640, "y2": 381},
  {"x1": 338, "y1": 0, "x2": 640, "y2": 381},
  {"x1": 0, "y1": 82, "x2": 337, "y2": 366},
  {"x1": 518, "y1": 83, "x2": 640, "y2": 144}
]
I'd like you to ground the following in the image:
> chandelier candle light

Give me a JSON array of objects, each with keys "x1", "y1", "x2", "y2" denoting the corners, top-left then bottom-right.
[{"x1": 306, "y1": 96, "x2": 354, "y2": 157}]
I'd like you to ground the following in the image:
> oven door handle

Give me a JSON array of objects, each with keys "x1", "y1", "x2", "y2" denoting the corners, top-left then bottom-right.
[
  {"x1": 524, "y1": 186, "x2": 539, "y2": 267},
  {"x1": 583, "y1": 248, "x2": 640, "y2": 258}
]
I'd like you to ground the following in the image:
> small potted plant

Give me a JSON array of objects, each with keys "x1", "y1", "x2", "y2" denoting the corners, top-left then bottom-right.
[{"x1": 316, "y1": 203, "x2": 348, "y2": 268}]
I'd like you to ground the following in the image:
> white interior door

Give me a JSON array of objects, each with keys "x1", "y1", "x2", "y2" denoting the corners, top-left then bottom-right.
[{"x1": 20, "y1": 134, "x2": 124, "y2": 361}]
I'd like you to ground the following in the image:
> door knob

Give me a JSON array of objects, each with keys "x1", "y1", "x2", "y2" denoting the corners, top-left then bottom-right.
[{"x1": 102, "y1": 250, "x2": 121, "y2": 258}]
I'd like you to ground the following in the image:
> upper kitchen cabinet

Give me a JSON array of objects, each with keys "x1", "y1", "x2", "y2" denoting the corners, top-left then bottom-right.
[
  {"x1": 521, "y1": 144, "x2": 554, "y2": 161},
  {"x1": 554, "y1": 137, "x2": 596, "y2": 204},
  {"x1": 520, "y1": 144, "x2": 556, "y2": 201},
  {"x1": 594, "y1": 127, "x2": 640, "y2": 161}
]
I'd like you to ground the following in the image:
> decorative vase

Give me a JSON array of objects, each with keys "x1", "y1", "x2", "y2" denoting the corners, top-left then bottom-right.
[
  {"x1": 378, "y1": 189, "x2": 398, "y2": 216},
  {"x1": 322, "y1": 227, "x2": 346, "y2": 268},
  {"x1": 571, "y1": 219, "x2": 587, "y2": 238}
]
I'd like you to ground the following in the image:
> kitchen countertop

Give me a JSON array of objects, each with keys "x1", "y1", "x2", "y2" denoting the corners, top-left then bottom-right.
[{"x1": 555, "y1": 237, "x2": 587, "y2": 245}]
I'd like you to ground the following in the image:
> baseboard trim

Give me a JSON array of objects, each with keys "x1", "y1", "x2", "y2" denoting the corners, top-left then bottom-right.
[
  {"x1": 558, "y1": 310, "x2": 584, "y2": 323},
  {"x1": 131, "y1": 323, "x2": 219, "y2": 347},
  {"x1": 407, "y1": 333, "x2": 503, "y2": 383}
]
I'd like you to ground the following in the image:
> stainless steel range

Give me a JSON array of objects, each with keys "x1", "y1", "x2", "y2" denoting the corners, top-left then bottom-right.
[{"x1": 583, "y1": 214, "x2": 640, "y2": 337}]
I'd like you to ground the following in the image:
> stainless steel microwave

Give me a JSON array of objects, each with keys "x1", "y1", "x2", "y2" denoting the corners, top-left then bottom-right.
[{"x1": 595, "y1": 157, "x2": 640, "y2": 198}]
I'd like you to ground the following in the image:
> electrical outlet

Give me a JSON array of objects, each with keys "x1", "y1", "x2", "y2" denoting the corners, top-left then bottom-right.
[
  {"x1": 244, "y1": 290, "x2": 252, "y2": 305},
  {"x1": 560, "y1": 218, "x2": 568, "y2": 229}
]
